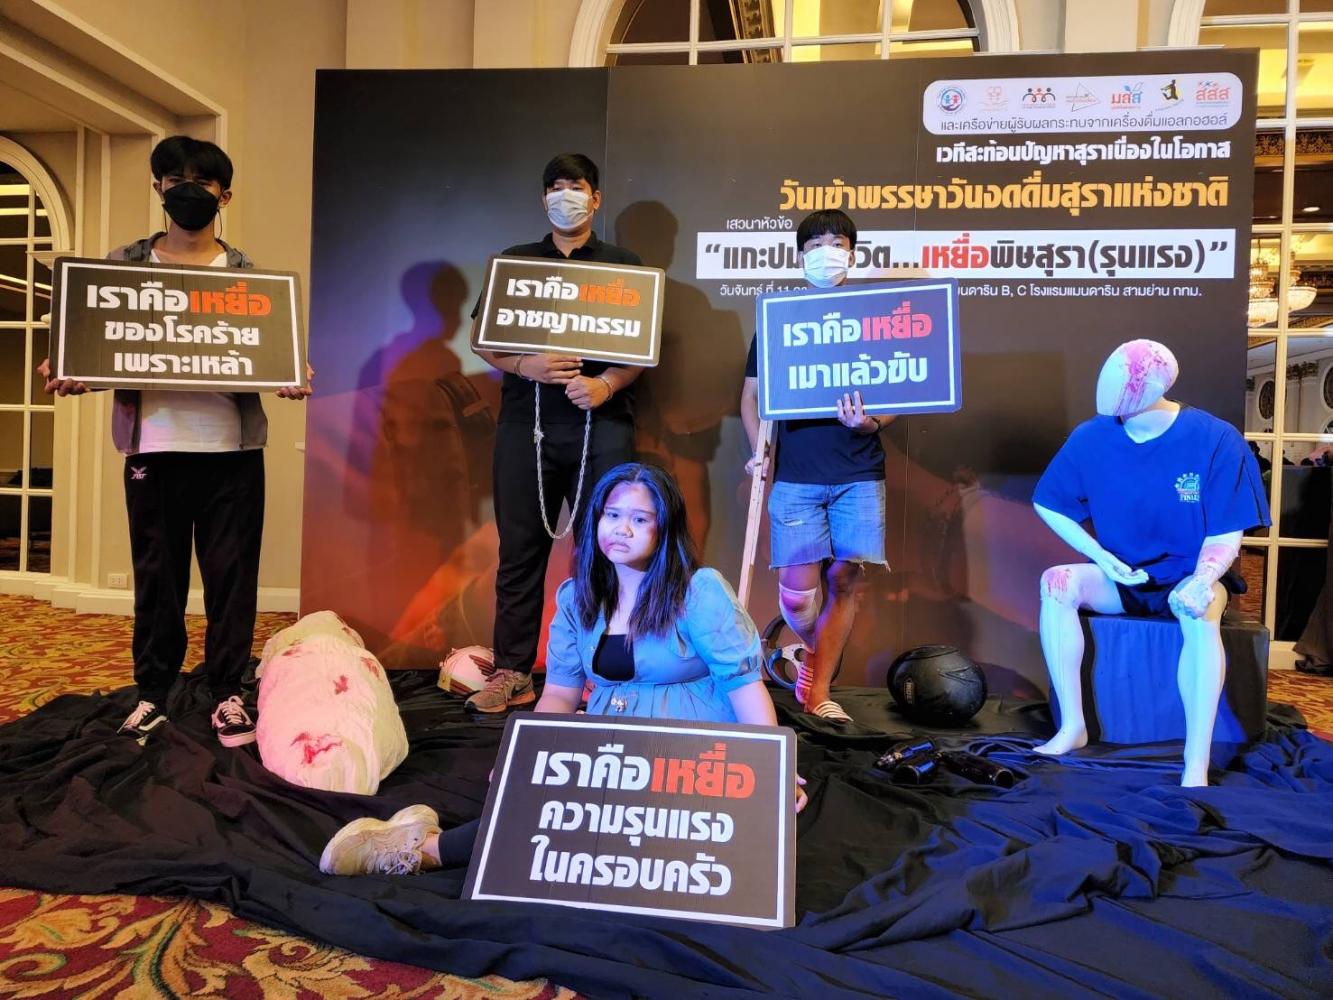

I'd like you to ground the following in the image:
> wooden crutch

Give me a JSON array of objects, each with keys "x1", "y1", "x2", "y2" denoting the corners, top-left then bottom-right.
[{"x1": 737, "y1": 419, "x2": 774, "y2": 609}]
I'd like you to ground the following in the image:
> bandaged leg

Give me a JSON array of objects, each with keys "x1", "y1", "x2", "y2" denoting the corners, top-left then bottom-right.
[
  {"x1": 778, "y1": 583, "x2": 822, "y2": 649},
  {"x1": 778, "y1": 584, "x2": 815, "y2": 698},
  {"x1": 1034, "y1": 564, "x2": 1122, "y2": 756},
  {"x1": 778, "y1": 574, "x2": 823, "y2": 706},
  {"x1": 802, "y1": 560, "x2": 866, "y2": 715}
]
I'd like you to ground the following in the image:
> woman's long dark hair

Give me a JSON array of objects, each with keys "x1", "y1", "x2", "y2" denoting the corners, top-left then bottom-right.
[{"x1": 572, "y1": 463, "x2": 699, "y2": 638}]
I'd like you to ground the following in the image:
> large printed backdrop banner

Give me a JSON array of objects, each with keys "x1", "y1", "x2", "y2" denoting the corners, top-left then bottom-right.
[{"x1": 305, "y1": 53, "x2": 1256, "y2": 687}]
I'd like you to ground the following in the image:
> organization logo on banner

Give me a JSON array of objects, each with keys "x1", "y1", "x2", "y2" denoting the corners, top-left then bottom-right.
[
  {"x1": 50, "y1": 257, "x2": 306, "y2": 392},
  {"x1": 981, "y1": 85, "x2": 1007, "y2": 111},
  {"x1": 938, "y1": 86, "x2": 966, "y2": 113},
  {"x1": 1066, "y1": 83, "x2": 1099, "y2": 111},
  {"x1": 754, "y1": 279, "x2": 962, "y2": 420},
  {"x1": 922, "y1": 72, "x2": 1242, "y2": 134},
  {"x1": 1195, "y1": 79, "x2": 1231, "y2": 106},
  {"x1": 1110, "y1": 83, "x2": 1143, "y2": 109},
  {"x1": 1022, "y1": 85, "x2": 1057, "y2": 106},
  {"x1": 464, "y1": 714, "x2": 797, "y2": 929}
]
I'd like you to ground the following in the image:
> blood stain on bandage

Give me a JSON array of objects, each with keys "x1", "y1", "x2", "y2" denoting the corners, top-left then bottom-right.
[
  {"x1": 359, "y1": 655, "x2": 380, "y2": 677},
  {"x1": 1041, "y1": 566, "x2": 1072, "y2": 598},
  {"x1": 1198, "y1": 543, "x2": 1231, "y2": 572},
  {"x1": 290, "y1": 731, "x2": 343, "y2": 765},
  {"x1": 334, "y1": 675, "x2": 349, "y2": 694},
  {"x1": 1113, "y1": 341, "x2": 1174, "y2": 415}
]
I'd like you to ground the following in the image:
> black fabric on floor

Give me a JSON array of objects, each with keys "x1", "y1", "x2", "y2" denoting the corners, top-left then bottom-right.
[{"x1": 1, "y1": 671, "x2": 1330, "y2": 1000}]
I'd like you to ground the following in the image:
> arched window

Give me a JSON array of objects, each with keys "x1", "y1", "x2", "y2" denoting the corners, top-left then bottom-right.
[
  {"x1": 0, "y1": 137, "x2": 70, "y2": 575},
  {"x1": 570, "y1": 0, "x2": 1018, "y2": 66},
  {"x1": 1172, "y1": 1, "x2": 1333, "y2": 652}
]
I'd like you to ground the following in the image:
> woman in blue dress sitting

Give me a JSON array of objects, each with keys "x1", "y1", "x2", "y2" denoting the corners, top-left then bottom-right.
[
  {"x1": 321, "y1": 463, "x2": 803, "y2": 877},
  {"x1": 541, "y1": 461, "x2": 783, "y2": 724}
]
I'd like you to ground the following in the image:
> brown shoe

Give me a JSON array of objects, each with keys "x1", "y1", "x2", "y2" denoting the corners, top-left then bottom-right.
[{"x1": 464, "y1": 667, "x2": 536, "y2": 713}]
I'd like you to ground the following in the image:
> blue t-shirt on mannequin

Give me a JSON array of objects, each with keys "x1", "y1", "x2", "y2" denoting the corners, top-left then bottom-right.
[{"x1": 1033, "y1": 406, "x2": 1270, "y2": 586}]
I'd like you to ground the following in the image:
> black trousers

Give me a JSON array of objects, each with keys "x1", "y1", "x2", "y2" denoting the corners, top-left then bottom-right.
[
  {"x1": 491, "y1": 417, "x2": 634, "y2": 673},
  {"x1": 124, "y1": 449, "x2": 265, "y2": 706}
]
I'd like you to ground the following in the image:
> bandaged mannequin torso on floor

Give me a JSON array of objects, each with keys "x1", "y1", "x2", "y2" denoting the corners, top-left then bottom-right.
[
  {"x1": 1031, "y1": 340, "x2": 1270, "y2": 786},
  {"x1": 256, "y1": 611, "x2": 408, "y2": 795}
]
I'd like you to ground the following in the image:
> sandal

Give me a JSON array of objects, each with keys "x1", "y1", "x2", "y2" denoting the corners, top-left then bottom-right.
[
  {"x1": 809, "y1": 699, "x2": 852, "y2": 724},
  {"x1": 794, "y1": 653, "x2": 814, "y2": 706}
]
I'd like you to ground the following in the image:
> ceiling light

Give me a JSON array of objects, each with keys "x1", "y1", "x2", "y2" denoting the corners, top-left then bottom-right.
[
  {"x1": 1248, "y1": 298, "x2": 1279, "y2": 328},
  {"x1": 1248, "y1": 244, "x2": 1319, "y2": 326}
]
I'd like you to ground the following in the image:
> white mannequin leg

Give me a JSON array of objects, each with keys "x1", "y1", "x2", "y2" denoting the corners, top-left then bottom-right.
[
  {"x1": 1034, "y1": 564, "x2": 1124, "y2": 755},
  {"x1": 1173, "y1": 581, "x2": 1227, "y2": 787}
]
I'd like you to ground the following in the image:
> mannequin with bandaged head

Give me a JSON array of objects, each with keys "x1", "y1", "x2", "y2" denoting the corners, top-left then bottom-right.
[
  {"x1": 1095, "y1": 339, "x2": 1179, "y2": 417},
  {"x1": 1030, "y1": 339, "x2": 1270, "y2": 787}
]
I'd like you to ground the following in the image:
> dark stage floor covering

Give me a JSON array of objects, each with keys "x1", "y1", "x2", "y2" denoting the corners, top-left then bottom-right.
[{"x1": 1, "y1": 671, "x2": 1330, "y2": 1000}]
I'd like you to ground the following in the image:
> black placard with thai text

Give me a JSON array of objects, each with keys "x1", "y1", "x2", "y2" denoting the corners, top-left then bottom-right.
[
  {"x1": 464, "y1": 713, "x2": 796, "y2": 929},
  {"x1": 51, "y1": 256, "x2": 305, "y2": 391},
  {"x1": 472, "y1": 255, "x2": 663, "y2": 365}
]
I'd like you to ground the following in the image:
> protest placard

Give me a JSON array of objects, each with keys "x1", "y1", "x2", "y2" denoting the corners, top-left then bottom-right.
[
  {"x1": 755, "y1": 279, "x2": 961, "y2": 420},
  {"x1": 472, "y1": 256, "x2": 663, "y2": 366},
  {"x1": 464, "y1": 713, "x2": 796, "y2": 929},
  {"x1": 51, "y1": 257, "x2": 305, "y2": 391}
]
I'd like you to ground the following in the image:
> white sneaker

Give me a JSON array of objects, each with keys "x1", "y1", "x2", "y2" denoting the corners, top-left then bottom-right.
[{"x1": 319, "y1": 805, "x2": 441, "y2": 876}]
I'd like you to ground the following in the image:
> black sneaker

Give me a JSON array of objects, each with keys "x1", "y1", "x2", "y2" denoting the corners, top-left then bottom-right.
[
  {"x1": 119, "y1": 700, "x2": 168, "y2": 743},
  {"x1": 211, "y1": 695, "x2": 257, "y2": 747}
]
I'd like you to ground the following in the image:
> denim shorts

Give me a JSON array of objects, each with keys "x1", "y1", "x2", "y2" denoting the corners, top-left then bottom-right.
[{"x1": 768, "y1": 480, "x2": 887, "y2": 569}]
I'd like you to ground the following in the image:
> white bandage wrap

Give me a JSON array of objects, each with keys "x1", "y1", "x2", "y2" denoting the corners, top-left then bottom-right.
[
  {"x1": 1193, "y1": 538, "x2": 1240, "y2": 587},
  {"x1": 778, "y1": 583, "x2": 822, "y2": 638}
]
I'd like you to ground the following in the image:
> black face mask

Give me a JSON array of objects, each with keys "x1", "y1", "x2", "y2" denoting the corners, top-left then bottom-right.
[{"x1": 162, "y1": 181, "x2": 221, "y2": 232}]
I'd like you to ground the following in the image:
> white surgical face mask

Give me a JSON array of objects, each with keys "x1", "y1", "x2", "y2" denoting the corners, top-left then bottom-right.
[
  {"x1": 802, "y1": 245, "x2": 851, "y2": 288},
  {"x1": 545, "y1": 187, "x2": 592, "y2": 231}
]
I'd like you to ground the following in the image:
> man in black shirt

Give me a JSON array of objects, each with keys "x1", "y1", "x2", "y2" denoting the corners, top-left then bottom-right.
[
  {"x1": 741, "y1": 210, "x2": 894, "y2": 724},
  {"x1": 469, "y1": 153, "x2": 643, "y2": 712}
]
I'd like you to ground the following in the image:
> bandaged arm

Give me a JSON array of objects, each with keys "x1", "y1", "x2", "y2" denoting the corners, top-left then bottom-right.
[
  {"x1": 1168, "y1": 531, "x2": 1242, "y2": 619},
  {"x1": 1190, "y1": 532, "x2": 1242, "y2": 586}
]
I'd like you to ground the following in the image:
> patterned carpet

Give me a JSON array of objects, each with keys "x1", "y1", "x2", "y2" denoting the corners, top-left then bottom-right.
[
  {"x1": 1276, "y1": 670, "x2": 1333, "y2": 741},
  {"x1": 2, "y1": 596, "x2": 1330, "y2": 998},
  {"x1": 0, "y1": 594, "x2": 577, "y2": 1000}
]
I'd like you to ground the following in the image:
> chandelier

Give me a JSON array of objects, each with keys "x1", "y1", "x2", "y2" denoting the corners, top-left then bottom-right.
[{"x1": 1248, "y1": 248, "x2": 1317, "y2": 328}]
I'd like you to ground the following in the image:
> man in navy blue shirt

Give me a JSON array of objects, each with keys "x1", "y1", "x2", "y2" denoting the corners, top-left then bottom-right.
[
  {"x1": 741, "y1": 209, "x2": 895, "y2": 724},
  {"x1": 1031, "y1": 340, "x2": 1269, "y2": 786}
]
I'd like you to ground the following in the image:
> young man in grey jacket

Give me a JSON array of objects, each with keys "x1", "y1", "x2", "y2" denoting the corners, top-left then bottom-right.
[{"x1": 40, "y1": 136, "x2": 310, "y2": 746}]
